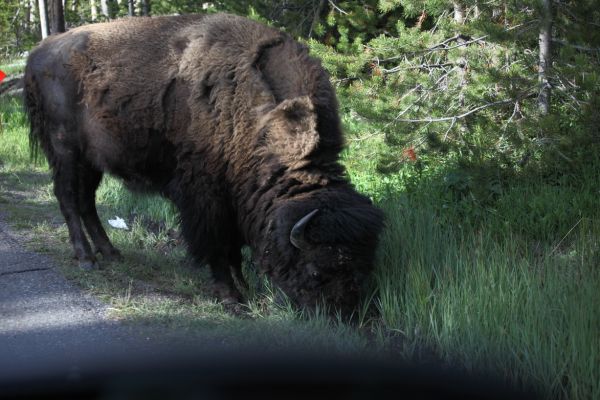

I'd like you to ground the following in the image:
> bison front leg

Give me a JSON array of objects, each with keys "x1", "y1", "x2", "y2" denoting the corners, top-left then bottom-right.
[
  {"x1": 171, "y1": 181, "x2": 247, "y2": 311},
  {"x1": 53, "y1": 158, "x2": 98, "y2": 270},
  {"x1": 209, "y1": 250, "x2": 244, "y2": 307}
]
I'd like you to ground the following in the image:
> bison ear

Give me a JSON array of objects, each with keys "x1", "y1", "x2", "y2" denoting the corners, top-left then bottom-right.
[{"x1": 261, "y1": 96, "x2": 319, "y2": 165}]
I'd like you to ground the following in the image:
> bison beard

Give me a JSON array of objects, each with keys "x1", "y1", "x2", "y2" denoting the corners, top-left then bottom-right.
[{"x1": 23, "y1": 14, "x2": 384, "y2": 313}]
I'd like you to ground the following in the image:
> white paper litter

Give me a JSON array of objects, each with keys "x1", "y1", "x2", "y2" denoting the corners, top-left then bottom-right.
[{"x1": 108, "y1": 216, "x2": 128, "y2": 230}]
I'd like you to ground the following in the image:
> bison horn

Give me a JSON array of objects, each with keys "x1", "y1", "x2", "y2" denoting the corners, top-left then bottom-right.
[{"x1": 290, "y1": 209, "x2": 319, "y2": 250}]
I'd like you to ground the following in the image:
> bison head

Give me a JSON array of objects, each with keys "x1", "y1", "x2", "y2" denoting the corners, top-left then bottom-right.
[
  {"x1": 261, "y1": 200, "x2": 385, "y2": 315},
  {"x1": 253, "y1": 96, "x2": 384, "y2": 314}
]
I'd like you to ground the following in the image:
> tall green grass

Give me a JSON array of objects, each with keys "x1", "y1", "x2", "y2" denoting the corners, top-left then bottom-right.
[
  {"x1": 376, "y1": 198, "x2": 598, "y2": 398},
  {"x1": 0, "y1": 96, "x2": 31, "y2": 168},
  {"x1": 96, "y1": 177, "x2": 179, "y2": 229}
]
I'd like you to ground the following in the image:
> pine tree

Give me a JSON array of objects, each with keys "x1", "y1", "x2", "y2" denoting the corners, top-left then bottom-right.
[{"x1": 308, "y1": 1, "x2": 600, "y2": 184}]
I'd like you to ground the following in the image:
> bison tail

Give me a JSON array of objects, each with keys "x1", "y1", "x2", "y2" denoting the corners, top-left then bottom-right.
[{"x1": 23, "y1": 73, "x2": 47, "y2": 165}]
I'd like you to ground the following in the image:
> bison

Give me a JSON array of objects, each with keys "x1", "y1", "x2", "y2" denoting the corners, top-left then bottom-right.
[{"x1": 24, "y1": 13, "x2": 384, "y2": 313}]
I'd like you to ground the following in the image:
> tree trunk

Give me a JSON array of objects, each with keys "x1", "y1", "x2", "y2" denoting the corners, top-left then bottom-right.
[
  {"x1": 24, "y1": 0, "x2": 31, "y2": 32},
  {"x1": 12, "y1": 6, "x2": 23, "y2": 50},
  {"x1": 38, "y1": 0, "x2": 49, "y2": 39},
  {"x1": 128, "y1": 0, "x2": 135, "y2": 16},
  {"x1": 538, "y1": 0, "x2": 552, "y2": 115},
  {"x1": 453, "y1": 2, "x2": 465, "y2": 24},
  {"x1": 90, "y1": 0, "x2": 97, "y2": 20},
  {"x1": 100, "y1": 0, "x2": 109, "y2": 18},
  {"x1": 48, "y1": 0, "x2": 65, "y2": 34},
  {"x1": 308, "y1": 0, "x2": 325, "y2": 38},
  {"x1": 30, "y1": 0, "x2": 37, "y2": 24},
  {"x1": 141, "y1": 0, "x2": 150, "y2": 16}
]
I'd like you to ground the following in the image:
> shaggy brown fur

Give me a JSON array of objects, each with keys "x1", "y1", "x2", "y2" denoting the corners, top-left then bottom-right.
[{"x1": 24, "y1": 14, "x2": 384, "y2": 312}]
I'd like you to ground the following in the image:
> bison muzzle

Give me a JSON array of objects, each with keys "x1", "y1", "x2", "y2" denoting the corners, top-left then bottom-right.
[{"x1": 24, "y1": 13, "x2": 384, "y2": 313}]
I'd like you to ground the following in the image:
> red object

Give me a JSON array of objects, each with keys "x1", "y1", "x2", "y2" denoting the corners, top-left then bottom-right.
[
  {"x1": 0, "y1": 70, "x2": 6, "y2": 83},
  {"x1": 403, "y1": 147, "x2": 417, "y2": 161}
]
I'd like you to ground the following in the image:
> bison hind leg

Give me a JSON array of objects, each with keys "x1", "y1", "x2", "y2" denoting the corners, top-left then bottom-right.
[
  {"x1": 78, "y1": 163, "x2": 122, "y2": 262},
  {"x1": 52, "y1": 155, "x2": 98, "y2": 270}
]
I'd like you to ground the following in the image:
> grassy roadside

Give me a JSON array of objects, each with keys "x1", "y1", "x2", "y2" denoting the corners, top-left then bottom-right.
[
  {"x1": 1, "y1": 63, "x2": 598, "y2": 398},
  {"x1": 0, "y1": 60, "x2": 26, "y2": 76}
]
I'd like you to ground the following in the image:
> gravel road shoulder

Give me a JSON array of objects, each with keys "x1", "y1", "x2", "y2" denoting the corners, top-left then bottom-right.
[{"x1": 0, "y1": 213, "x2": 194, "y2": 383}]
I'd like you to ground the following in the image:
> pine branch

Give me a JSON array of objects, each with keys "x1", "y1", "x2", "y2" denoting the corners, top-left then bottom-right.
[
  {"x1": 385, "y1": 68, "x2": 458, "y2": 128},
  {"x1": 394, "y1": 99, "x2": 515, "y2": 123},
  {"x1": 394, "y1": 90, "x2": 537, "y2": 125},
  {"x1": 443, "y1": 117, "x2": 457, "y2": 140},
  {"x1": 552, "y1": 39, "x2": 600, "y2": 53},
  {"x1": 328, "y1": 0, "x2": 348, "y2": 15},
  {"x1": 381, "y1": 62, "x2": 454, "y2": 74},
  {"x1": 432, "y1": 34, "x2": 463, "y2": 49},
  {"x1": 378, "y1": 35, "x2": 487, "y2": 64},
  {"x1": 0, "y1": 74, "x2": 24, "y2": 97},
  {"x1": 427, "y1": 35, "x2": 488, "y2": 52}
]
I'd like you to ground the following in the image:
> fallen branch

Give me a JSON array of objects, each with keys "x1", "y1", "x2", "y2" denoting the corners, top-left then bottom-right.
[
  {"x1": 3, "y1": 88, "x2": 23, "y2": 97},
  {"x1": 0, "y1": 74, "x2": 24, "y2": 97}
]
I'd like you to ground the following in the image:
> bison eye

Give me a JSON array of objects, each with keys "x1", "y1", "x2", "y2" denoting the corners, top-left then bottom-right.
[{"x1": 306, "y1": 262, "x2": 320, "y2": 279}]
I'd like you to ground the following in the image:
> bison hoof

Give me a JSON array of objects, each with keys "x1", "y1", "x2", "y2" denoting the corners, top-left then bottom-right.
[
  {"x1": 222, "y1": 299, "x2": 247, "y2": 316},
  {"x1": 100, "y1": 248, "x2": 123, "y2": 262},
  {"x1": 79, "y1": 259, "x2": 100, "y2": 271}
]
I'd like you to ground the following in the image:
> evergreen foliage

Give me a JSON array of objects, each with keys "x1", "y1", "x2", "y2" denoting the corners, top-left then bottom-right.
[
  {"x1": 306, "y1": 1, "x2": 600, "y2": 209},
  {"x1": 0, "y1": 0, "x2": 37, "y2": 57}
]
